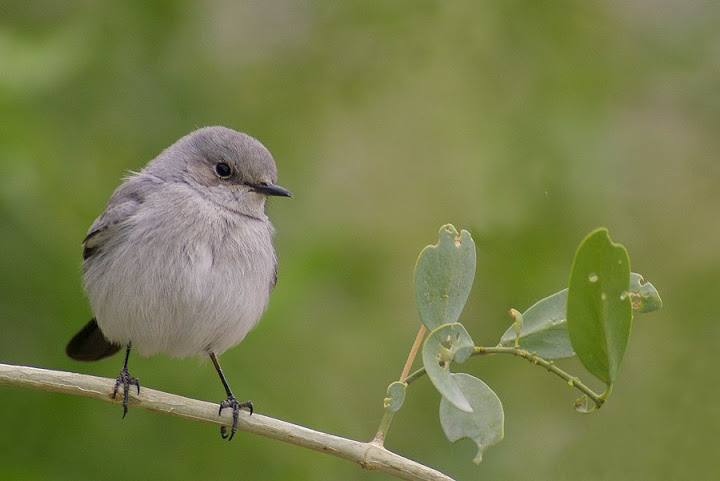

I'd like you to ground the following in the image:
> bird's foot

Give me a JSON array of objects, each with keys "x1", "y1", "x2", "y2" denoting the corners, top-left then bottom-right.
[
  {"x1": 218, "y1": 397, "x2": 253, "y2": 441},
  {"x1": 112, "y1": 367, "x2": 140, "y2": 418}
]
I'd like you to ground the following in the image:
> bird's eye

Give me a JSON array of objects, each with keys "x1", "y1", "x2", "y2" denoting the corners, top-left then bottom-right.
[{"x1": 215, "y1": 162, "x2": 232, "y2": 178}]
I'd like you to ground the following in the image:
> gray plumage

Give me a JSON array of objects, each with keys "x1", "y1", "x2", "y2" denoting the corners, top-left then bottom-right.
[
  {"x1": 80, "y1": 126, "x2": 288, "y2": 357},
  {"x1": 83, "y1": 127, "x2": 288, "y2": 357},
  {"x1": 66, "y1": 126, "x2": 291, "y2": 439}
]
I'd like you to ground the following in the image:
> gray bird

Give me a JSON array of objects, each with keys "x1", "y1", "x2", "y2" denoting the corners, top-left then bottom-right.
[{"x1": 66, "y1": 126, "x2": 291, "y2": 440}]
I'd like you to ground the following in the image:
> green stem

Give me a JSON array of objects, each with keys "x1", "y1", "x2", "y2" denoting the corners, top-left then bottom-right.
[
  {"x1": 404, "y1": 365, "x2": 427, "y2": 386},
  {"x1": 371, "y1": 410, "x2": 394, "y2": 446},
  {"x1": 404, "y1": 346, "x2": 605, "y2": 410},
  {"x1": 375, "y1": 343, "x2": 606, "y2": 447},
  {"x1": 476, "y1": 346, "x2": 605, "y2": 409},
  {"x1": 372, "y1": 325, "x2": 427, "y2": 446}
]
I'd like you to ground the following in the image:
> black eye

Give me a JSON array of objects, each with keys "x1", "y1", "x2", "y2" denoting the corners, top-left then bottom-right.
[{"x1": 215, "y1": 162, "x2": 232, "y2": 178}]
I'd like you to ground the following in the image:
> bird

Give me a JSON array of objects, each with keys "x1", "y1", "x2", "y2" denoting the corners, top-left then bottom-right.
[{"x1": 66, "y1": 126, "x2": 291, "y2": 440}]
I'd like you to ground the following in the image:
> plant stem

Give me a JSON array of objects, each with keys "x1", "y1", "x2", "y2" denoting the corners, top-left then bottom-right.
[
  {"x1": 403, "y1": 365, "x2": 427, "y2": 386},
  {"x1": 475, "y1": 346, "x2": 605, "y2": 409},
  {"x1": 401, "y1": 346, "x2": 605, "y2": 409},
  {"x1": 373, "y1": 325, "x2": 428, "y2": 447},
  {"x1": 371, "y1": 410, "x2": 394, "y2": 447},
  {"x1": 400, "y1": 325, "x2": 427, "y2": 382}
]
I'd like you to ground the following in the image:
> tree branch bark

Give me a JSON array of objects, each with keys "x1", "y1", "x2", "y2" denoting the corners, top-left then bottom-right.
[{"x1": 0, "y1": 362, "x2": 453, "y2": 481}]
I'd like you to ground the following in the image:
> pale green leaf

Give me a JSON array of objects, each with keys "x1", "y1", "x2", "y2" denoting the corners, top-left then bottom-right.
[
  {"x1": 499, "y1": 289, "x2": 575, "y2": 359},
  {"x1": 414, "y1": 225, "x2": 476, "y2": 331},
  {"x1": 422, "y1": 323, "x2": 476, "y2": 412},
  {"x1": 383, "y1": 381, "x2": 407, "y2": 413},
  {"x1": 439, "y1": 373, "x2": 504, "y2": 464},
  {"x1": 629, "y1": 273, "x2": 663, "y2": 313}
]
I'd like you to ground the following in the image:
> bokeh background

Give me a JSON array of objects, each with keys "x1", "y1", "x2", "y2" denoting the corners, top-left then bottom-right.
[{"x1": 1, "y1": 2, "x2": 718, "y2": 480}]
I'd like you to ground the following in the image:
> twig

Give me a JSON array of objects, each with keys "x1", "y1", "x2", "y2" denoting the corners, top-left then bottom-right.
[
  {"x1": 0, "y1": 363, "x2": 454, "y2": 481},
  {"x1": 402, "y1": 346, "x2": 605, "y2": 409},
  {"x1": 400, "y1": 325, "x2": 427, "y2": 382},
  {"x1": 475, "y1": 346, "x2": 605, "y2": 409},
  {"x1": 371, "y1": 325, "x2": 428, "y2": 447}
]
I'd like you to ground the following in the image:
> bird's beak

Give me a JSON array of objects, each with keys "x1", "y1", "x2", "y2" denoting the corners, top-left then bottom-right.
[{"x1": 248, "y1": 182, "x2": 292, "y2": 198}]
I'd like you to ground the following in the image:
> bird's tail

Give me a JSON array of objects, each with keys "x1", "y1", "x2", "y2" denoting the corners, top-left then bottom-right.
[{"x1": 66, "y1": 318, "x2": 122, "y2": 361}]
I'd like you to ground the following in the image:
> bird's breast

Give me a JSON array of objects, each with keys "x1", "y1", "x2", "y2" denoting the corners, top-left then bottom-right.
[{"x1": 86, "y1": 201, "x2": 277, "y2": 358}]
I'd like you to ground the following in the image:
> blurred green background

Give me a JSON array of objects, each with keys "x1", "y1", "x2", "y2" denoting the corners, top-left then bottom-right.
[{"x1": 1, "y1": 1, "x2": 718, "y2": 480}]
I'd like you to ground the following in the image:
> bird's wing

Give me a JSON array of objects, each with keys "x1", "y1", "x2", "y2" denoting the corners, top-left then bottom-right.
[{"x1": 82, "y1": 175, "x2": 158, "y2": 260}]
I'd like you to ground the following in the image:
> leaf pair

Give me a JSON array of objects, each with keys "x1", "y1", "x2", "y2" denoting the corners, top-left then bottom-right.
[
  {"x1": 498, "y1": 229, "x2": 662, "y2": 390},
  {"x1": 498, "y1": 272, "x2": 662, "y2": 361},
  {"x1": 415, "y1": 225, "x2": 504, "y2": 463}
]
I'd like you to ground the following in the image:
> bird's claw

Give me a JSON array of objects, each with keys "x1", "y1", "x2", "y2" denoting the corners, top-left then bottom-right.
[
  {"x1": 112, "y1": 367, "x2": 140, "y2": 418},
  {"x1": 218, "y1": 397, "x2": 253, "y2": 441}
]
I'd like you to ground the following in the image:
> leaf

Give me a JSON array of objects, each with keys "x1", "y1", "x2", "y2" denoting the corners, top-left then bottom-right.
[
  {"x1": 567, "y1": 228, "x2": 632, "y2": 385},
  {"x1": 499, "y1": 290, "x2": 575, "y2": 360},
  {"x1": 498, "y1": 272, "x2": 661, "y2": 360},
  {"x1": 439, "y1": 373, "x2": 504, "y2": 464},
  {"x1": 383, "y1": 381, "x2": 407, "y2": 413},
  {"x1": 629, "y1": 273, "x2": 663, "y2": 313},
  {"x1": 414, "y1": 225, "x2": 476, "y2": 331},
  {"x1": 422, "y1": 323, "x2": 476, "y2": 412}
]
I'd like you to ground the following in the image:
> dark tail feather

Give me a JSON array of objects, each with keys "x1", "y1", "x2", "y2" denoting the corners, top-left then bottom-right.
[{"x1": 66, "y1": 318, "x2": 122, "y2": 361}]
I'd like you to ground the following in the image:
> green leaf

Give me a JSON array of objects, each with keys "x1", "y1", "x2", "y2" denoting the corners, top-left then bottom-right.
[
  {"x1": 629, "y1": 273, "x2": 663, "y2": 313},
  {"x1": 499, "y1": 290, "x2": 575, "y2": 360},
  {"x1": 498, "y1": 272, "x2": 660, "y2": 360},
  {"x1": 567, "y1": 228, "x2": 632, "y2": 385},
  {"x1": 383, "y1": 381, "x2": 407, "y2": 413},
  {"x1": 423, "y1": 323, "x2": 476, "y2": 412},
  {"x1": 439, "y1": 373, "x2": 504, "y2": 464},
  {"x1": 414, "y1": 225, "x2": 476, "y2": 331}
]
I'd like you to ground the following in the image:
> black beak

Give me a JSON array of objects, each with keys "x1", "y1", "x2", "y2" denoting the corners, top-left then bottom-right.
[{"x1": 248, "y1": 182, "x2": 292, "y2": 198}]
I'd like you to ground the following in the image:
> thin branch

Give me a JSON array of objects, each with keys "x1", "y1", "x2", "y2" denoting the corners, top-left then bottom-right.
[
  {"x1": 400, "y1": 325, "x2": 427, "y2": 382},
  {"x1": 371, "y1": 410, "x2": 395, "y2": 448},
  {"x1": 475, "y1": 346, "x2": 605, "y2": 409},
  {"x1": 402, "y1": 346, "x2": 605, "y2": 409},
  {"x1": 372, "y1": 325, "x2": 428, "y2": 447},
  {"x1": 0, "y1": 363, "x2": 454, "y2": 481}
]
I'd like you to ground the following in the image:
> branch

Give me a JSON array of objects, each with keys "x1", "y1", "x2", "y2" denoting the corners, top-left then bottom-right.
[
  {"x1": 475, "y1": 346, "x2": 605, "y2": 409},
  {"x1": 372, "y1": 325, "x2": 427, "y2": 446},
  {"x1": 0, "y1": 363, "x2": 453, "y2": 481},
  {"x1": 403, "y1": 346, "x2": 605, "y2": 409}
]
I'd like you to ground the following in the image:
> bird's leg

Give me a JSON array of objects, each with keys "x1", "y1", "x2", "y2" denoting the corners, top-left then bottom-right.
[
  {"x1": 210, "y1": 352, "x2": 253, "y2": 441},
  {"x1": 113, "y1": 342, "x2": 140, "y2": 418}
]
